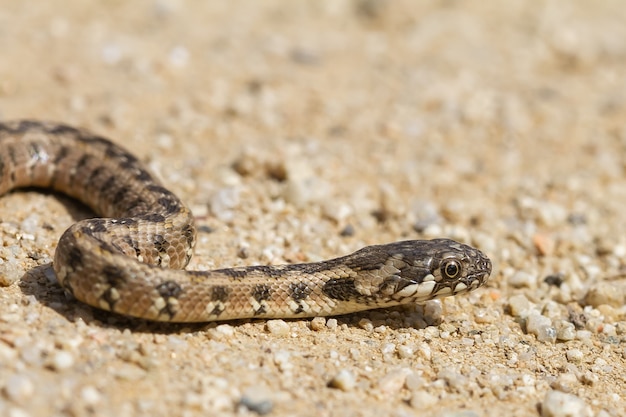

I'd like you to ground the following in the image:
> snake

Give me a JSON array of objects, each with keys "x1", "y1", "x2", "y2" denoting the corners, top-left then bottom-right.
[{"x1": 0, "y1": 120, "x2": 492, "y2": 322}]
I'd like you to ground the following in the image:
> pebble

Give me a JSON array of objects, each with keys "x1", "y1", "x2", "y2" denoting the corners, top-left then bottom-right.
[
  {"x1": 266, "y1": 320, "x2": 290, "y2": 336},
  {"x1": 206, "y1": 324, "x2": 235, "y2": 340},
  {"x1": 80, "y1": 386, "x2": 102, "y2": 406},
  {"x1": 358, "y1": 318, "x2": 374, "y2": 332},
  {"x1": 0, "y1": 258, "x2": 24, "y2": 286},
  {"x1": 273, "y1": 350, "x2": 293, "y2": 372},
  {"x1": 326, "y1": 319, "x2": 338, "y2": 330},
  {"x1": 508, "y1": 271, "x2": 536, "y2": 289},
  {"x1": 540, "y1": 391, "x2": 592, "y2": 417},
  {"x1": 554, "y1": 320, "x2": 576, "y2": 341},
  {"x1": 526, "y1": 314, "x2": 557, "y2": 343},
  {"x1": 565, "y1": 349, "x2": 584, "y2": 363},
  {"x1": 437, "y1": 369, "x2": 468, "y2": 393},
  {"x1": 507, "y1": 294, "x2": 531, "y2": 317},
  {"x1": 310, "y1": 317, "x2": 326, "y2": 331},
  {"x1": 377, "y1": 368, "x2": 412, "y2": 394},
  {"x1": 583, "y1": 282, "x2": 624, "y2": 308},
  {"x1": 380, "y1": 343, "x2": 396, "y2": 357},
  {"x1": 423, "y1": 300, "x2": 443, "y2": 323},
  {"x1": 409, "y1": 390, "x2": 438, "y2": 409},
  {"x1": 208, "y1": 187, "x2": 240, "y2": 222},
  {"x1": 239, "y1": 386, "x2": 274, "y2": 415},
  {"x1": 397, "y1": 345, "x2": 414, "y2": 359},
  {"x1": 416, "y1": 343, "x2": 432, "y2": 361},
  {"x1": 4, "y1": 374, "x2": 34, "y2": 403},
  {"x1": 328, "y1": 369, "x2": 356, "y2": 391},
  {"x1": 48, "y1": 351, "x2": 75, "y2": 371}
]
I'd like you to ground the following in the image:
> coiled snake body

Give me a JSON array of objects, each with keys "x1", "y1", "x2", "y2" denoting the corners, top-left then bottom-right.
[{"x1": 0, "y1": 120, "x2": 492, "y2": 322}]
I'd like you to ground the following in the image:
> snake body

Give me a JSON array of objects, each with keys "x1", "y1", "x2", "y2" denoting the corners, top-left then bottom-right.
[{"x1": 0, "y1": 120, "x2": 492, "y2": 322}]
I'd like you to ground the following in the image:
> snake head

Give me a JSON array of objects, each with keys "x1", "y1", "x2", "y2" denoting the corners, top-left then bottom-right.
[{"x1": 345, "y1": 238, "x2": 492, "y2": 305}]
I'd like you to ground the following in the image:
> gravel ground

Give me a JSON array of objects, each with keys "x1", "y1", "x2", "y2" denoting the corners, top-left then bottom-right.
[{"x1": 1, "y1": 1, "x2": 626, "y2": 416}]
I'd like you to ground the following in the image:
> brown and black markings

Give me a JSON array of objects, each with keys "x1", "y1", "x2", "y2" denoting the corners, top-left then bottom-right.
[{"x1": 0, "y1": 120, "x2": 493, "y2": 322}]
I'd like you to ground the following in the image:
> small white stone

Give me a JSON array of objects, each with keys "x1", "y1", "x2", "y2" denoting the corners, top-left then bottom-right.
[
  {"x1": 416, "y1": 343, "x2": 432, "y2": 361},
  {"x1": 565, "y1": 349, "x2": 583, "y2": 363},
  {"x1": 326, "y1": 319, "x2": 338, "y2": 330},
  {"x1": 423, "y1": 300, "x2": 443, "y2": 321},
  {"x1": 508, "y1": 271, "x2": 536, "y2": 288},
  {"x1": 266, "y1": 320, "x2": 290, "y2": 336},
  {"x1": 49, "y1": 351, "x2": 75, "y2": 371},
  {"x1": 206, "y1": 324, "x2": 235, "y2": 340},
  {"x1": 409, "y1": 390, "x2": 438, "y2": 409},
  {"x1": 310, "y1": 317, "x2": 326, "y2": 331},
  {"x1": 0, "y1": 258, "x2": 23, "y2": 286},
  {"x1": 526, "y1": 314, "x2": 556, "y2": 343},
  {"x1": 239, "y1": 386, "x2": 274, "y2": 415},
  {"x1": 80, "y1": 385, "x2": 102, "y2": 406},
  {"x1": 555, "y1": 320, "x2": 576, "y2": 341},
  {"x1": 273, "y1": 350, "x2": 292, "y2": 372},
  {"x1": 378, "y1": 368, "x2": 412, "y2": 394},
  {"x1": 168, "y1": 45, "x2": 189, "y2": 68},
  {"x1": 4, "y1": 375, "x2": 34, "y2": 403},
  {"x1": 209, "y1": 187, "x2": 241, "y2": 222},
  {"x1": 328, "y1": 369, "x2": 356, "y2": 391},
  {"x1": 541, "y1": 391, "x2": 592, "y2": 417},
  {"x1": 584, "y1": 282, "x2": 624, "y2": 308},
  {"x1": 397, "y1": 345, "x2": 414, "y2": 359},
  {"x1": 508, "y1": 294, "x2": 531, "y2": 317}
]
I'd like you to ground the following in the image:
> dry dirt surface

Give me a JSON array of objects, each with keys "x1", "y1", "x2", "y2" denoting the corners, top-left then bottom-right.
[{"x1": 1, "y1": 1, "x2": 626, "y2": 416}]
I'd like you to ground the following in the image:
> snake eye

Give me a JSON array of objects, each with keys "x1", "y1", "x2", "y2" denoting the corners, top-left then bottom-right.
[{"x1": 441, "y1": 259, "x2": 461, "y2": 279}]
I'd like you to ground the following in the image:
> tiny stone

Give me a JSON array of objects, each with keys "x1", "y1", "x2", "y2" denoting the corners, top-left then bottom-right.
[
  {"x1": 508, "y1": 294, "x2": 531, "y2": 317},
  {"x1": 239, "y1": 386, "x2": 274, "y2": 415},
  {"x1": 473, "y1": 308, "x2": 498, "y2": 324},
  {"x1": 409, "y1": 390, "x2": 438, "y2": 409},
  {"x1": 378, "y1": 368, "x2": 412, "y2": 394},
  {"x1": 266, "y1": 320, "x2": 290, "y2": 336},
  {"x1": 566, "y1": 349, "x2": 583, "y2": 363},
  {"x1": 437, "y1": 369, "x2": 468, "y2": 392},
  {"x1": 508, "y1": 271, "x2": 536, "y2": 289},
  {"x1": 358, "y1": 318, "x2": 374, "y2": 331},
  {"x1": 423, "y1": 300, "x2": 443, "y2": 323},
  {"x1": 554, "y1": 320, "x2": 576, "y2": 341},
  {"x1": 0, "y1": 259, "x2": 23, "y2": 286},
  {"x1": 206, "y1": 324, "x2": 235, "y2": 340},
  {"x1": 49, "y1": 351, "x2": 75, "y2": 371},
  {"x1": 310, "y1": 317, "x2": 326, "y2": 331},
  {"x1": 381, "y1": 343, "x2": 395, "y2": 355},
  {"x1": 328, "y1": 369, "x2": 356, "y2": 391},
  {"x1": 373, "y1": 325, "x2": 388, "y2": 333},
  {"x1": 209, "y1": 187, "x2": 240, "y2": 222},
  {"x1": 322, "y1": 201, "x2": 352, "y2": 222},
  {"x1": 326, "y1": 318, "x2": 338, "y2": 330},
  {"x1": 4, "y1": 375, "x2": 34, "y2": 403},
  {"x1": 541, "y1": 391, "x2": 592, "y2": 417},
  {"x1": 526, "y1": 314, "x2": 556, "y2": 343},
  {"x1": 553, "y1": 373, "x2": 577, "y2": 393},
  {"x1": 397, "y1": 345, "x2": 414, "y2": 359},
  {"x1": 580, "y1": 371, "x2": 598, "y2": 386},
  {"x1": 273, "y1": 350, "x2": 292, "y2": 372},
  {"x1": 405, "y1": 373, "x2": 425, "y2": 391},
  {"x1": 339, "y1": 224, "x2": 355, "y2": 237},
  {"x1": 80, "y1": 386, "x2": 101, "y2": 406},
  {"x1": 349, "y1": 348, "x2": 360, "y2": 360},
  {"x1": 583, "y1": 282, "x2": 624, "y2": 308},
  {"x1": 416, "y1": 343, "x2": 432, "y2": 361}
]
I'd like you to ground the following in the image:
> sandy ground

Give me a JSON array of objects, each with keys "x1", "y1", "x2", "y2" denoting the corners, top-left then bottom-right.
[{"x1": 1, "y1": 1, "x2": 626, "y2": 416}]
